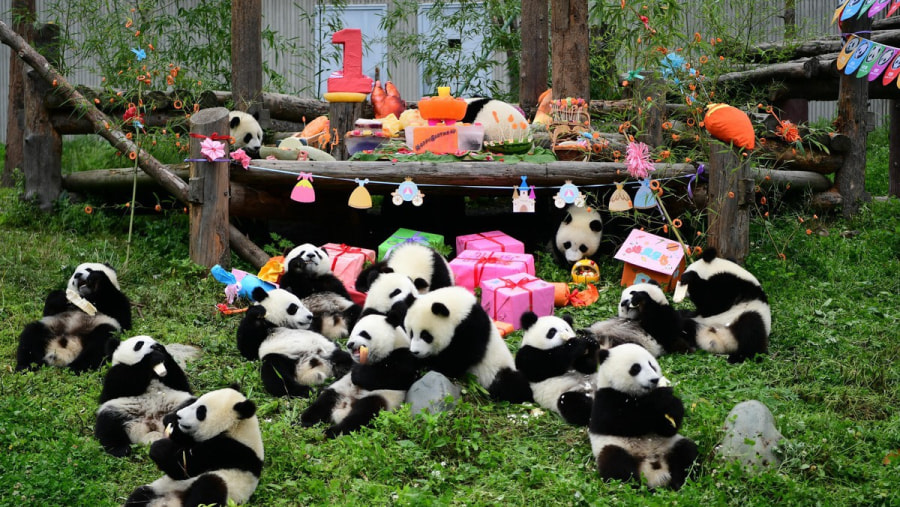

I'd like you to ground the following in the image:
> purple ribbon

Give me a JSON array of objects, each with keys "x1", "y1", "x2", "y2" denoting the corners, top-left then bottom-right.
[
  {"x1": 385, "y1": 232, "x2": 428, "y2": 257},
  {"x1": 687, "y1": 164, "x2": 706, "y2": 199}
]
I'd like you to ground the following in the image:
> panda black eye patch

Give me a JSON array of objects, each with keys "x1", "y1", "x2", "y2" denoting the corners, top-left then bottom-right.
[
  {"x1": 421, "y1": 331, "x2": 434, "y2": 344},
  {"x1": 196, "y1": 405, "x2": 207, "y2": 421},
  {"x1": 579, "y1": 245, "x2": 588, "y2": 253},
  {"x1": 244, "y1": 133, "x2": 253, "y2": 143},
  {"x1": 563, "y1": 241, "x2": 572, "y2": 249},
  {"x1": 359, "y1": 331, "x2": 371, "y2": 341},
  {"x1": 133, "y1": 340, "x2": 144, "y2": 351},
  {"x1": 546, "y1": 328, "x2": 557, "y2": 339},
  {"x1": 287, "y1": 304, "x2": 298, "y2": 315},
  {"x1": 629, "y1": 363, "x2": 641, "y2": 376}
]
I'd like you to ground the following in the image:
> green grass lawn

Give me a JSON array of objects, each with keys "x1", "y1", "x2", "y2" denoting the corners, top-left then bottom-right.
[{"x1": 1, "y1": 144, "x2": 899, "y2": 505}]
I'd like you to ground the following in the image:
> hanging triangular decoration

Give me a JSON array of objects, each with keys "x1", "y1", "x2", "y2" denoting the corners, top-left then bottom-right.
[
  {"x1": 633, "y1": 179, "x2": 658, "y2": 210},
  {"x1": 291, "y1": 172, "x2": 316, "y2": 203},
  {"x1": 348, "y1": 178, "x2": 373, "y2": 209},
  {"x1": 609, "y1": 182, "x2": 633, "y2": 212},
  {"x1": 837, "y1": 36, "x2": 861, "y2": 71}
]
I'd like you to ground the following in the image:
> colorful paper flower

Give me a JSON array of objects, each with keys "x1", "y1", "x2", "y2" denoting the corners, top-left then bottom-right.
[
  {"x1": 230, "y1": 149, "x2": 251, "y2": 169},
  {"x1": 200, "y1": 138, "x2": 226, "y2": 161},
  {"x1": 625, "y1": 141, "x2": 655, "y2": 179}
]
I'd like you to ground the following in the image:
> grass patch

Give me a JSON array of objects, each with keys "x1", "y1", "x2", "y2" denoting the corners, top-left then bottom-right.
[{"x1": 1, "y1": 152, "x2": 900, "y2": 505}]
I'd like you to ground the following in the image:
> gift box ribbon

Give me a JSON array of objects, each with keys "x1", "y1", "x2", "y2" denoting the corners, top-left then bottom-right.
[
  {"x1": 329, "y1": 244, "x2": 368, "y2": 271},
  {"x1": 473, "y1": 253, "x2": 530, "y2": 289},
  {"x1": 493, "y1": 276, "x2": 535, "y2": 315},
  {"x1": 465, "y1": 232, "x2": 507, "y2": 252},
  {"x1": 386, "y1": 232, "x2": 428, "y2": 257}
]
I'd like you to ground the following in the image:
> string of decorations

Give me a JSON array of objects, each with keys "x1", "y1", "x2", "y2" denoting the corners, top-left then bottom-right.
[{"x1": 835, "y1": 31, "x2": 900, "y2": 85}]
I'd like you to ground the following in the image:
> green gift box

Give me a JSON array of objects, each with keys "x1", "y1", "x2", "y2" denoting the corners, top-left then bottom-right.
[{"x1": 377, "y1": 228, "x2": 446, "y2": 261}]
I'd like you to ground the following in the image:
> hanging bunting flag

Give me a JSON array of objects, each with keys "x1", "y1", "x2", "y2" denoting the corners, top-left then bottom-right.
[
  {"x1": 512, "y1": 185, "x2": 536, "y2": 213},
  {"x1": 633, "y1": 179, "x2": 658, "y2": 210},
  {"x1": 391, "y1": 177, "x2": 425, "y2": 206},
  {"x1": 844, "y1": 38, "x2": 873, "y2": 75},
  {"x1": 833, "y1": 0, "x2": 849, "y2": 24},
  {"x1": 868, "y1": 46, "x2": 898, "y2": 81},
  {"x1": 856, "y1": 43, "x2": 884, "y2": 78},
  {"x1": 608, "y1": 182, "x2": 633, "y2": 212},
  {"x1": 291, "y1": 172, "x2": 316, "y2": 203},
  {"x1": 554, "y1": 180, "x2": 585, "y2": 208},
  {"x1": 881, "y1": 51, "x2": 900, "y2": 86},
  {"x1": 837, "y1": 36, "x2": 861, "y2": 71},
  {"x1": 888, "y1": 0, "x2": 900, "y2": 16},
  {"x1": 348, "y1": 178, "x2": 373, "y2": 209},
  {"x1": 840, "y1": 0, "x2": 867, "y2": 20},
  {"x1": 856, "y1": 0, "x2": 879, "y2": 18},
  {"x1": 866, "y1": 0, "x2": 890, "y2": 16}
]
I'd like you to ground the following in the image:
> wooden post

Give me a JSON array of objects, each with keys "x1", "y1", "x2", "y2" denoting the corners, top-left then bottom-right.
[
  {"x1": 189, "y1": 108, "x2": 231, "y2": 269},
  {"x1": 706, "y1": 142, "x2": 752, "y2": 264},
  {"x1": 519, "y1": 0, "x2": 549, "y2": 117},
  {"x1": 22, "y1": 23, "x2": 61, "y2": 211},
  {"x1": 550, "y1": 0, "x2": 589, "y2": 101},
  {"x1": 231, "y1": 0, "x2": 269, "y2": 126},
  {"x1": 2, "y1": 0, "x2": 34, "y2": 187},
  {"x1": 891, "y1": 100, "x2": 900, "y2": 198},
  {"x1": 835, "y1": 15, "x2": 872, "y2": 218},
  {"x1": 328, "y1": 101, "x2": 363, "y2": 161}
]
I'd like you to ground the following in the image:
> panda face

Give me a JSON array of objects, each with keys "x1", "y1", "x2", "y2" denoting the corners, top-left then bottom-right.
[
  {"x1": 229, "y1": 111, "x2": 263, "y2": 153},
  {"x1": 619, "y1": 282, "x2": 669, "y2": 319},
  {"x1": 346, "y1": 314, "x2": 409, "y2": 364},
  {"x1": 596, "y1": 343, "x2": 667, "y2": 395},
  {"x1": 173, "y1": 388, "x2": 256, "y2": 442},
  {"x1": 112, "y1": 335, "x2": 166, "y2": 367},
  {"x1": 555, "y1": 207, "x2": 603, "y2": 263},
  {"x1": 405, "y1": 286, "x2": 475, "y2": 358},
  {"x1": 520, "y1": 313, "x2": 576, "y2": 350},
  {"x1": 364, "y1": 272, "x2": 418, "y2": 314},
  {"x1": 68, "y1": 262, "x2": 120, "y2": 292},
  {"x1": 255, "y1": 289, "x2": 313, "y2": 329},
  {"x1": 284, "y1": 243, "x2": 331, "y2": 276}
]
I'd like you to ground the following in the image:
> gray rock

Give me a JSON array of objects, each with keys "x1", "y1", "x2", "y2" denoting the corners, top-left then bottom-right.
[
  {"x1": 406, "y1": 371, "x2": 460, "y2": 415},
  {"x1": 716, "y1": 400, "x2": 785, "y2": 471}
]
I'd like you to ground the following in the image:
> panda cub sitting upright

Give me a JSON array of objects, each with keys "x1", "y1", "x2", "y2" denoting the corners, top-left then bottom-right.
[
  {"x1": 125, "y1": 387, "x2": 264, "y2": 507},
  {"x1": 515, "y1": 312, "x2": 599, "y2": 426},
  {"x1": 229, "y1": 110, "x2": 263, "y2": 158},
  {"x1": 355, "y1": 242, "x2": 454, "y2": 294},
  {"x1": 552, "y1": 205, "x2": 604, "y2": 266},
  {"x1": 675, "y1": 247, "x2": 771, "y2": 363},
  {"x1": 589, "y1": 343, "x2": 698, "y2": 490},
  {"x1": 95, "y1": 335, "x2": 194, "y2": 457},
  {"x1": 583, "y1": 282, "x2": 691, "y2": 357},
  {"x1": 43, "y1": 262, "x2": 132, "y2": 330},
  {"x1": 404, "y1": 286, "x2": 533, "y2": 403},
  {"x1": 300, "y1": 311, "x2": 419, "y2": 438}
]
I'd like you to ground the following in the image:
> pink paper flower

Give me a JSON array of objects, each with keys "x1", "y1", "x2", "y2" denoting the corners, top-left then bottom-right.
[
  {"x1": 230, "y1": 148, "x2": 251, "y2": 169},
  {"x1": 625, "y1": 141, "x2": 655, "y2": 179},
  {"x1": 200, "y1": 138, "x2": 226, "y2": 161}
]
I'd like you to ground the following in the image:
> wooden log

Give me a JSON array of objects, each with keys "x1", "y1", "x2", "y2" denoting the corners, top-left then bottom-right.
[
  {"x1": 231, "y1": 0, "x2": 262, "y2": 114},
  {"x1": 22, "y1": 23, "x2": 61, "y2": 211},
  {"x1": 0, "y1": 19, "x2": 269, "y2": 268},
  {"x1": 188, "y1": 108, "x2": 231, "y2": 269},
  {"x1": 706, "y1": 141, "x2": 751, "y2": 264},
  {"x1": 519, "y1": 0, "x2": 549, "y2": 116},
  {"x1": 328, "y1": 101, "x2": 362, "y2": 161},
  {"x1": 550, "y1": 0, "x2": 589, "y2": 101},
  {"x1": 739, "y1": 29, "x2": 900, "y2": 62},
  {"x1": 2, "y1": 0, "x2": 33, "y2": 187},
  {"x1": 751, "y1": 167, "x2": 832, "y2": 193},
  {"x1": 836, "y1": 16, "x2": 873, "y2": 219},
  {"x1": 891, "y1": 100, "x2": 899, "y2": 199},
  {"x1": 756, "y1": 137, "x2": 844, "y2": 174},
  {"x1": 716, "y1": 56, "x2": 823, "y2": 85}
]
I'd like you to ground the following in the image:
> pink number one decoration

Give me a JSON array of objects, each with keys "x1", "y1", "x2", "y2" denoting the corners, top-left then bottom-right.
[{"x1": 327, "y1": 28, "x2": 374, "y2": 93}]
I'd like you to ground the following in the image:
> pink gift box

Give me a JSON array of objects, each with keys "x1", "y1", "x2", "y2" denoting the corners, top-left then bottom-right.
[
  {"x1": 449, "y1": 250, "x2": 535, "y2": 293},
  {"x1": 321, "y1": 243, "x2": 377, "y2": 292},
  {"x1": 480, "y1": 273, "x2": 554, "y2": 329},
  {"x1": 455, "y1": 230, "x2": 525, "y2": 255}
]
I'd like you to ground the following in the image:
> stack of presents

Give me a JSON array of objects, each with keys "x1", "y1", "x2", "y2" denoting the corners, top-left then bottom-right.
[{"x1": 218, "y1": 226, "x2": 686, "y2": 334}]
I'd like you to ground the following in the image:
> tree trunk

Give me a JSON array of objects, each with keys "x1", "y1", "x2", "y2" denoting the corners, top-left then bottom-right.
[
  {"x1": 231, "y1": 0, "x2": 269, "y2": 126},
  {"x1": 519, "y1": 0, "x2": 549, "y2": 118},
  {"x1": 188, "y1": 108, "x2": 231, "y2": 269},
  {"x1": 550, "y1": 0, "x2": 589, "y2": 101},
  {"x1": 22, "y1": 23, "x2": 61, "y2": 210},
  {"x1": 2, "y1": 0, "x2": 34, "y2": 187},
  {"x1": 706, "y1": 142, "x2": 752, "y2": 264},
  {"x1": 835, "y1": 16, "x2": 873, "y2": 218}
]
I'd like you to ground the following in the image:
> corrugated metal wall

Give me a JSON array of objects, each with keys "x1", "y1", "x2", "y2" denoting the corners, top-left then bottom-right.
[{"x1": 0, "y1": 0, "x2": 891, "y2": 143}]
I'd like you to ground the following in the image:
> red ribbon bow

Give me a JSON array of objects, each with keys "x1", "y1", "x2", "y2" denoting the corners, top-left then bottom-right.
[
  {"x1": 493, "y1": 276, "x2": 535, "y2": 317},
  {"x1": 472, "y1": 252, "x2": 528, "y2": 288},
  {"x1": 329, "y1": 244, "x2": 365, "y2": 271},
  {"x1": 189, "y1": 132, "x2": 233, "y2": 142},
  {"x1": 465, "y1": 232, "x2": 507, "y2": 252}
]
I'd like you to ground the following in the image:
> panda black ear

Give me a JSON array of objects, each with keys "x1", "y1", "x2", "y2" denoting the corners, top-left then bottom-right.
[
  {"x1": 105, "y1": 338, "x2": 121, "y2": 357},
  {"x1": 230, "y1": 116, "x2": 241, "y2": 129},
  {"x1": 561, "y1": 314, "x2": 575, "y2": 326},
  {"x1": 679, "y1": 272, "x2": 697, "y2": 286},
  {"x1": 589, "y1": 220, "x2": 603, "y2": 232},
  {"x1": 234, "y1": 399, "x2": 257, "y2": 419},
  {"x1": 520, "y1": 311, "x2": 538, "y2": 330},
  {"x1": 701, "y1": 247, "x2": 718, "y2": 263},
  {"x1": 251, "y1": 110, "x2": 260, "y2": 121},
  {"x1": 596, "y1": 348, "x2": 610, "y2": 365},
  {"x1": 251, "y1": 287, "x2": 268, "y2": 302},
  {"x1": 414, "y1": 278, "x2": 430, "y2": 291},
  {"x1": 431, "y1": 302, "x2": 450, "y2": 317},
  {"x1": 646, "y1": 279, "x2": 661, "y2": 287},
  {"x1": 103, "y1": 262, "x2": 117, "y2": 272},
  {"x1": 563, "y1": 213, "x2": 574, "y2": 225},
  {"x1": 386, "y1": 302, "x2": 408, "y2": 327}
]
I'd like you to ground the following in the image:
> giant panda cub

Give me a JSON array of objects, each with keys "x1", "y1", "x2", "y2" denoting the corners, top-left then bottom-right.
[
  {"x1": 461, "y1": 98, "x2": 529, "y2": 143},
  {"x1": 552, "y1": 205, "x2": 604, "y2": 266},
  {"x1": 124, "y1": 387, "x2": 263, "y2": 507},
  {"x1": 674, "y1": 247, "x2": 771, "y2": 363},
  {"x1": 359, "y1": 271, "x2": 418, "y2": 318},
  {"x1": 43, "y1": 262, "x2": 132, "y2": 330},
  {"x1": 355, "y1": 241, "x2": 454, "y2": 294},
  {"x1": 95, "y1": 335, "x2": 194, "y2": 457},
  {"x1": 229, "y1": 110, "x2": 263, "y2": 158},
  {"x1": 583, "y1": 282, "x2": 691, "y2": 357},
  {"x1": 16, "y1": 309, "x2": 122, "y2": 372},
  {"x1": 235, "y1": 287, "x2": 314, "y2": 360},
  {"x1": 258, "y1": 328, "x2": 353, "y2": 398},
  {"x1": 300, "y1": 311, "x2": 419, "y2": 438},
  {"x1": 515, "y1": 312, "x2": 599, "y2": 426},
  {"x1": 404, "y1": 286, "x2": 533, "y2": 403},
  {"x1": 589, "y1": 343, "x2": 698, "y2": 490}
]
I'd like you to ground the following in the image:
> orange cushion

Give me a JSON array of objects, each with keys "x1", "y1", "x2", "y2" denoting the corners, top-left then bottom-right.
[{"x1": 704, "y1": 103, "x2": 755, "y2": 150}]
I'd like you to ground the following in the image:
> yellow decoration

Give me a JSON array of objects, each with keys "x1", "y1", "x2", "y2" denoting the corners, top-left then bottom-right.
[
  {"x1": 324, "y1": 91, "x2": 367, "y2": 103},
  {"x1": 257, "y1": 256, "x2": 285, "y2": 284},
  {"x1": 348, "y1": 178, "x2": 373, "y2": 209},
  {"x1": 609, "y1": 182, "x2": 633, "y2": 212},
  {"x1": 380, "y1": 113, "x2": 403, "y2": 136},
  {"x1": 571, "y1": 259, "x2": 600, "y2": 284}
]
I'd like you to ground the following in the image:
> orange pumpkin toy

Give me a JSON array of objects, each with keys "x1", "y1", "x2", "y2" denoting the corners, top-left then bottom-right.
[{"x1": 703, "y1": 103, "x2": 755, "y2": 150}]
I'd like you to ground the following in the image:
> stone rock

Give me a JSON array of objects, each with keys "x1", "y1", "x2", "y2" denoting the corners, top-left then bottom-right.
[
  {"x1": 406, "y1": 371, "x2": 460, "y2": 415},
  {"x1": 716, "y1": 400, "x2": 785, "y2": 471}
]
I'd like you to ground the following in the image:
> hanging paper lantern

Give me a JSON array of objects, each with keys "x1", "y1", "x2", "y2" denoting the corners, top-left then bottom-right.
[
  {"x1": 291, "y1": 172, "x2": 315, "y2": 203},
  {"x1": 348, "y1": 178, "x2": 373, "y2": 209},
  {"x1": 633, "y1": 179, "x2": 657, "y2": 209},
  {"x1": 836, "y1": 36, "x2": 861, "y2": 71},
  {"x1": 554, "y1": 180, "x2": 585, "y2": 208},
  {"x1": 391, "y1": 177, "x2": 424, "y2": 206},
  {"x1": 609, "y1": 182, "x2": 633, "y2": 212}
]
